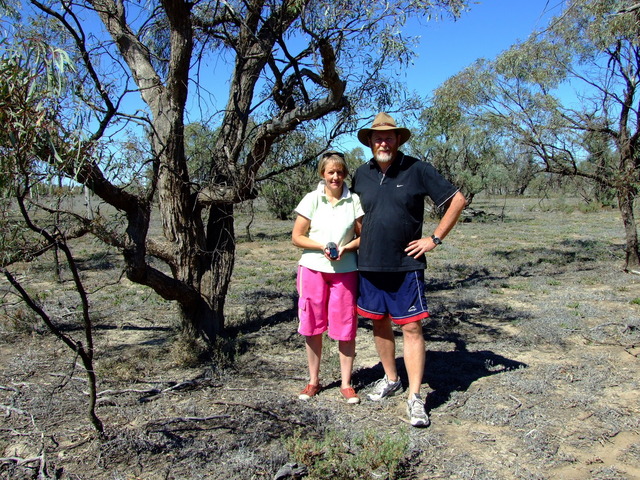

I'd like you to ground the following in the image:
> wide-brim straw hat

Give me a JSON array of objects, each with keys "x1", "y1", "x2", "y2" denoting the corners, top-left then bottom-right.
[{"x1": 357, "y1": 112, "x2": 412, "y2": 147}]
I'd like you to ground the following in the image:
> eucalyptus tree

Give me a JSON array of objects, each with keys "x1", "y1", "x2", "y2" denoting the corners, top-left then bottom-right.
[
  {"x1": 410, "y1": 101, "x2": 541, "y2": 199},
  {"x1": 435, "y1": 0, "x2": 640, "y2": 272},
  {"x1": 407, "y1": 102, "x2": 505, "y2": 205},
  {"x1": 2, "y1": 0, "x2": 469, "y2": 344}
]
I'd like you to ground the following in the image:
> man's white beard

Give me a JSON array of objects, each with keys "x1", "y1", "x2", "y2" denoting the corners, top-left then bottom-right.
[{"x1": 375, "y1": 151, "x2": 393, "y2": 163}]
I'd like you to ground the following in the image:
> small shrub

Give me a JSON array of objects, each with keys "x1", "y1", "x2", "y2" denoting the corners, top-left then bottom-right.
[
  {"x1": 169, "y1": 333, "x2": 238, "y2": 369},
  {"x1": 170, "y1": 334, "x2": 212, "y2": 368},
  {"x1": 578, "y1": 202, "x2": 604, "y2": 213},
  {"x1": 97, "y1": 347, "x2": 156, "y2": 381},
  {"x1": 285, "y1": 428, "x2": 409, "y2": 480},
  {"x1": 3, "y1": 307, "x2": 46, "y2": 335}
]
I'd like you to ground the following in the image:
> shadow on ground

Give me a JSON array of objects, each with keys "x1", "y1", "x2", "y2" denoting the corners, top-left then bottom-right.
[
  {"x1": 349, "y1": 346, "x2": 525, "y2": 412},
  {"x1": 350, "y1": 318, "x2": 526, "y2": 412}
]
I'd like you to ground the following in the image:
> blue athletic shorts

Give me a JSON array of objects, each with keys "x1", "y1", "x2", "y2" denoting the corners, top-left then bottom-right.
[{"x1": 357, "y1": 270, "x2": 429, "y2": 325}]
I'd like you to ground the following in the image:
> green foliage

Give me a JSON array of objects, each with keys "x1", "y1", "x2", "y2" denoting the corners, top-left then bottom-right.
[
  {"x1": 258, "y1": 131, "x2": 322, "y2": 220},
  {"x1": 0, "y1": 35, "x2": 76, "y2": 198},
  {"x1": 259, "y1": 141, "x2": 368, "y2": 220},
  {"x1": 185, "y1": 122, "x2": 220, "y2": 184},
  {"x1": 429, "y1": 0, "x2": 639, "y2": 195},
  {"x1": 408, "y1": 99, "x2": 511, "y2": 202},
  {"x1": 285, "y1": 428, "x2": 409, "y2": 480},
  {"x1": 260, "y1": 165, "x2": 317, "y2": 220},
  {"x1": 494, "y1": 38, "x2": 569, "y2": 89}
]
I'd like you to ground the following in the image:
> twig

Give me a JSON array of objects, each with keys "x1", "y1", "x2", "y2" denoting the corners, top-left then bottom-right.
[
  {"x1": 97, "y1": 387, "x2": 161, "y2": 397},
  {"x1": 145, "y1": 415, "x2": 234, "y2": 434},
  {"x1": 589, "y1": 322, "x2": 624, "y2": 330},
  {"x1": 210, "y1": 400, "x2": 307, "y2": 426},
  {"x1": 149, "y1": 415, "x2": 232, "y2": 426},
  {"x1": 1, "y1": 405, "x2": 27, "y2": 416},
  {"x1": 97, "y1": 378, "x2": 221, "y2": 399},
  {"x1": 0, "y1": 454, "x2": 44, "y2": 466},
  {"x1": 48, "y1": 373, "x2": 87, "y2": 383},
  {"x1": 6, "y1": 436, "x2": 49, "y2": 480},
  {"x1": 0, "y1": 428, "x2": 32, "y2": 436},
  {"x1": 507, "y1": 395, "x2": 523, "y2": 417},
  {"x1": 472, "y1": 431, "x2": 496, "y2": 442},
  {"x1": 580, "y1": 335, "x2": 635, "y2": 348},
  {"x1": 137, "y1": 379, "x2": 221, "y2": 402},
  {"x1": 7, "y1": 448, "x2": 49, "y2": 480}
]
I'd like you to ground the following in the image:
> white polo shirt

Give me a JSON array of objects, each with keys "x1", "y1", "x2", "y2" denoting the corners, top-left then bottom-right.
[{"x1": 294, "y1": 181, "x2": 364, "y2": 273}]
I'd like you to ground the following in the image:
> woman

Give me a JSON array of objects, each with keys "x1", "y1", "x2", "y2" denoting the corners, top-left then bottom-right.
[{"x1": 292, "y1": 151, "x2": 364, "y2": 404}]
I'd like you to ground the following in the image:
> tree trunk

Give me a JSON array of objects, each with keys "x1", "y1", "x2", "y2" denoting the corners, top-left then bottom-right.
[
  {"x1": 618, "y1": 189, "x2": 640, "y2": 273},
  {"x1": 180, "y1": 202, "x2": 236, "y2": 342},
  {"x1": 205, "y1": 203, "x2": 236, "y2": 332},
  {"x1": 179, "y1": 298, "x2": 219, "y2": 344}
]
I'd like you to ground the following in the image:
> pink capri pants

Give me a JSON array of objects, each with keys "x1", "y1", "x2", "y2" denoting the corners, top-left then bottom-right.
[{"x1": 296, "y1": 265, "x2": 358, "y2": 342}]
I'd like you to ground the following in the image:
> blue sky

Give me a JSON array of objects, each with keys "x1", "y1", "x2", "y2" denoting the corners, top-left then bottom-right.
[{"x1": 402, "y1": 0, "x2": 562, "y2": 98}]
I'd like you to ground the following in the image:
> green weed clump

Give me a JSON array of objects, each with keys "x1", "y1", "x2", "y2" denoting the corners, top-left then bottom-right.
[
  {"x1": 285, "y1": 428, "x2": 409, "y2": 480},
  {"x1": 578, "y1": 202, "x2": 605, "y2": 213}
]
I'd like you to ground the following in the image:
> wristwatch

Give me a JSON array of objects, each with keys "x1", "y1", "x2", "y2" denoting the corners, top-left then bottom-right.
[{"x1": 431, "y1": 234, "x2": 442, "y2": 246}]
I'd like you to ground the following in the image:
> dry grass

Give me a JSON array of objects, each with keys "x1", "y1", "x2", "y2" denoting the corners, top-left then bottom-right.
[{"x1": 1, "y1": 195, "x2": 639, "y2": 479}]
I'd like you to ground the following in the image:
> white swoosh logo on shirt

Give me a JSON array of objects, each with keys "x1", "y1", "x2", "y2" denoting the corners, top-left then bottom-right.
[{"x1": 396, "y1": 184, "x2": 403, "y2": 187}]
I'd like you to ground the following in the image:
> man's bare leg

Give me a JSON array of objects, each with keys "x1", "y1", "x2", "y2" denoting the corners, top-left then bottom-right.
[
  {"x1": 401, "y1": 321, "x2": 425, "y2": 396},
  {"x1": 373, "y1": 316, "x2": 398, "y2": 381}
]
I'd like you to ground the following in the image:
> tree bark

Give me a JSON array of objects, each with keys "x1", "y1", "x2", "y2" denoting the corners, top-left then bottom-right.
[
  {"x1": 160, "y1": 202, "x2": 237, "y2": 343},
  {"x1": 618, "y1": 189, "x2": 640, "y2": 273},
  {"x1": 206, "y1": 203, "x2": 236, "y2": 333}
]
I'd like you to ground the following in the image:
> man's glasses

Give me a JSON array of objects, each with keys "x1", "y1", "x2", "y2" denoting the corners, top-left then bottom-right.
[{"x1": 371, "y1": 135, "x2": 397, "y2": 145}]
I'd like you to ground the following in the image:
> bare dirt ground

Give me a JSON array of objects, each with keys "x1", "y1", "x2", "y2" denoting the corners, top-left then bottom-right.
[{"x1": 1, "y1": 196, "x2": 639, "y2": 479}]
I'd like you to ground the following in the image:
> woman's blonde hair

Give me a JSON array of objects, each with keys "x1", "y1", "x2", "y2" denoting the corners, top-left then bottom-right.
[{"x1": 318, "y1": 151, "x2": 348, "y2": 178}]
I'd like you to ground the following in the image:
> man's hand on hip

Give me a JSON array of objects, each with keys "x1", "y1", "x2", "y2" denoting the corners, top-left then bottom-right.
[{"x1": 405, "y1": 237, "x2": 437, "y2": 259}]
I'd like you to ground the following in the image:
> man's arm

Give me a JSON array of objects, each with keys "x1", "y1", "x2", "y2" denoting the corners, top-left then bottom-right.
[{"x1": 405, "y1": 191, "x2": 466, "y2": 259}]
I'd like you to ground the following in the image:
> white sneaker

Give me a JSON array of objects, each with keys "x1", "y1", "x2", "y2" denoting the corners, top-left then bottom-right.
[
  {"x1": 367, "y1": 375, "x2": 402, "y2": 401},
  {"x1": 407, "y1": 393, "x2": 430, "y2": 427}
]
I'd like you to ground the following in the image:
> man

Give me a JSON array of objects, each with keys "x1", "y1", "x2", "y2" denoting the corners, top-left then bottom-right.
[{"x1": 351, "y1": 112, "x2": 466, "y2": 427}]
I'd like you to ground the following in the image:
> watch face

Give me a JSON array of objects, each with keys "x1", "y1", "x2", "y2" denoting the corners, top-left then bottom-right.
[{"x1": 431, "y1": 235, "x2": 442, "y2": 245}]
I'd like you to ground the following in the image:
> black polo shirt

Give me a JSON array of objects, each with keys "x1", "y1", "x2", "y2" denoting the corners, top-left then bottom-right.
[{"x1": 351, "y1": 152, "x2": 458, "y2": 272}]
